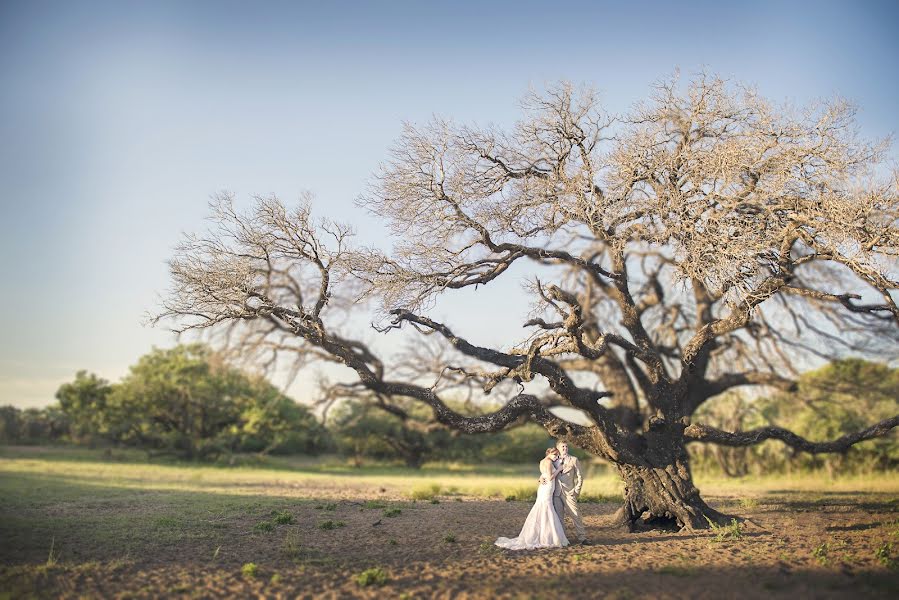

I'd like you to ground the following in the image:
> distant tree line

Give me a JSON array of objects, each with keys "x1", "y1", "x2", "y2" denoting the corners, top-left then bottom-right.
[
  {"x1": 1, "y1": 345, "x2": 330, "y2": 459},
  {"x1": 688, "y1": 359, "x2": 898, "y2": 476},
  {"x1": 0, "y1": 344, "x2": 556, "y2": 464},
  {"x1": 2, "y1": 348, "x2": 895, "y2": 473}
]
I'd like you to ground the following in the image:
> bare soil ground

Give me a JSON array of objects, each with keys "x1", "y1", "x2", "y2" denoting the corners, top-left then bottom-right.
[{"x1": 1, "y1": 448, "x2": 897, "y2": 599}]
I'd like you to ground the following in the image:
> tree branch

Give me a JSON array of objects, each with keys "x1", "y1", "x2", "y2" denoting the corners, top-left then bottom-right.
[{"x1": 684, "y1": 415, "x2": 899, "y2": 453}]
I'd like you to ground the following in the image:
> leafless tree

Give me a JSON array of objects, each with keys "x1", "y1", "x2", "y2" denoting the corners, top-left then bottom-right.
[{"x1": 154, "y1": 74, "x2": 899, "y2": 530}]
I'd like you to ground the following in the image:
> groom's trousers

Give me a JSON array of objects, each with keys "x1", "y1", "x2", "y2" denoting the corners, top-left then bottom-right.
[{"x1": 553, "y1": 492, "x2": 586, "y2": 540}]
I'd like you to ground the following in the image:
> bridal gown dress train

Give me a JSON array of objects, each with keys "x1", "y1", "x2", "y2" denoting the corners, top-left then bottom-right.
[{"x1": 494, "y1": 479, "x2": 569, "y2": 550}]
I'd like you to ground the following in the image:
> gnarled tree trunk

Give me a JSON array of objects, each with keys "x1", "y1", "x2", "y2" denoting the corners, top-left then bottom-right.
[{"x1": 609, "y1": 424, "x2": 732, "y2": 531}]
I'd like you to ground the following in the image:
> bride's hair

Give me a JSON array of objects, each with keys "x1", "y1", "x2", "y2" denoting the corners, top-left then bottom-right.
[{"x1": 544, "y1": 447, "x2": 558, "y2": 457}]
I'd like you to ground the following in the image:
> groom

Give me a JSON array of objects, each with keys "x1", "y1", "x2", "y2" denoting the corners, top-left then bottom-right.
[{"x1": 547, "y1": 440, "x2": 589, "y2": 544}]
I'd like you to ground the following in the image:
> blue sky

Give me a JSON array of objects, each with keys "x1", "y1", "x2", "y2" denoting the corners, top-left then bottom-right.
[{"x1": 1, "y1": 0, "x2": 897, "y2": 407}]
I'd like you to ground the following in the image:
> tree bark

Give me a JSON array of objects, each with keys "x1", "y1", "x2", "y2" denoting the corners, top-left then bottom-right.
[{"x1": 611, "y1": 434, "x2": 732, "y2": 531}]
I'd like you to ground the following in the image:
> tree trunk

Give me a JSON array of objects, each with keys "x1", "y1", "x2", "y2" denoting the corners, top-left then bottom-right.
[{"x1": 611, "y1": 437, "x2": 732, "y2": 531}]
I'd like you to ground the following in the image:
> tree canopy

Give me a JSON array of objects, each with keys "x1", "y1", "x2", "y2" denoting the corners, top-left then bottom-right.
[{"x1": 155, "y1": 74, "x2": 898, "y2": 529}]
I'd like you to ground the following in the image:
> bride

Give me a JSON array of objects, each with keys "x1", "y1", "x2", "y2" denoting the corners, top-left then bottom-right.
[{"x1": 495, "y1": 447, "x2": 569, "y2": 550}]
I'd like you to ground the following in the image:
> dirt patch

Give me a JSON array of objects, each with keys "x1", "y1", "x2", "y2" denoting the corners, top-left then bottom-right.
[{"x1": 3, "y1": 494, "x2": 897, "y2": 598}]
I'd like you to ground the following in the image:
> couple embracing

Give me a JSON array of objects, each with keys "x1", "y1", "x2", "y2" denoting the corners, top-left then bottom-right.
[{"x1": 495, "y1": 440, "x2": 589, "y2": 550}]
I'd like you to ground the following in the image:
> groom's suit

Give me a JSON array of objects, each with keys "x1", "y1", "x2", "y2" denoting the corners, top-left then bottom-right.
[{"x1": 552, "y1": 454, "x2": 586, "y2": 541}]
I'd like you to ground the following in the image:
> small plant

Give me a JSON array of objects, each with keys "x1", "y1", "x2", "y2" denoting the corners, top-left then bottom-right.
[
  {"x1": 708, "y1": 518, "x2": 743, "y2": 542},
  {"x1": 430, "y1": 498, "x2": 440, "y2": 504},
  {"x1": 355, "y1": 567, "x2": 388, "y2": 587},
  {"x1": 241, "y1": 562, "x2": 258, "y2": 579},
  {"x1": 254, "y1": 520, "x2": 275, "y2": 532},
  {"x1": 320, "y1": 502, "x2": 337, "y2": 511},
  {"x1": 318, "y1": 520, "x2": 346, "y2": 530},
  {"x1": 812, "y1": 542, "x2": 829, "y2": 565},
  {"x1": 443, "y1": 533, "x2": 457, "y2": 543},
  {"x1": 273, "y1": 511, "x2": 294, "y2": 525},
  {"x1": 875, "y1": 542, "x2": 894, "y2": 568},
  {"x1": 384, "y1": 508, "x2": 402, "y2": 518},
  {"x1": 739, "y1": 497, "x2": 759, "y2": 509},
  {"x1": 282, "y1": 532, "x2": 301, "y2": 560},
  {"x1": 46, "y1": 537, "x2": 58, "y2": 567},
  {"x1": 270, "y1": 573, "x2": 282, "y2": 584},
  {"x1": 364, "y1": 501, "x2": 387, "y2": 509},
  {"x1": 478, "y1": 541, "x2": 499, "y2": 555},
  {"x1": 388, "y1": 539, "x2": 398, "y2": 546}
]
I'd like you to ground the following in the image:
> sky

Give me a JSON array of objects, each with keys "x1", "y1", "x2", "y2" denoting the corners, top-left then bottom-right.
[{"x1": 1, "y1": 0, "x2": 898, "y2": 408}]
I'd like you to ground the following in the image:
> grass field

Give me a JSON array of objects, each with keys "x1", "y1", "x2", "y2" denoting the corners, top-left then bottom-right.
[{"x1": 1, "y1": 445, "x2": 897, "y2": 598}]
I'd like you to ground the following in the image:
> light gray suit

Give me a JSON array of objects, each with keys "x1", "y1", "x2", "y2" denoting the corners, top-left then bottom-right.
[{"x1": 552, "y1": 454, "x2": 586, "y2": 540}]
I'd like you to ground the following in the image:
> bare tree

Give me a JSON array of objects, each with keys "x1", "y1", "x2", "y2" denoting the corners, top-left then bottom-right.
[{"x1": 154, "y1": 74, "x2": 899, "y2": 530}]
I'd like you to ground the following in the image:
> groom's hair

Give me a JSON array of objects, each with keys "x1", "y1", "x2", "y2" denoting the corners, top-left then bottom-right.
[{"x1": 555, "y1": 440, "x2": 567, "y2": 449}]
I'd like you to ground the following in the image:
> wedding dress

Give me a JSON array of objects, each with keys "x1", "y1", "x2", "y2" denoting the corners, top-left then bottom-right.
[{"x1": 495, "y1": 460, "x2": 569, "y2": 550}]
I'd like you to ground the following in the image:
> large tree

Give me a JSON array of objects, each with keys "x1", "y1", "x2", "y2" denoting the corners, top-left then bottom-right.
[{"x1": 155, "y1": 74, "x2": 899, "y2": 530}]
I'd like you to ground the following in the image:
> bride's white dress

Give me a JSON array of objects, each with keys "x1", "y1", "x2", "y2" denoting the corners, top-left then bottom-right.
[{"x1": 495, "y1": 469, "x2": 569, "y2": 550}]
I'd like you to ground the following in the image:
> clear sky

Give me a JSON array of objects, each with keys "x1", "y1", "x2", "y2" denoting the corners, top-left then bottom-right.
[{"x1": 1, "y1": 0, "x2": 897, "y2": 408}]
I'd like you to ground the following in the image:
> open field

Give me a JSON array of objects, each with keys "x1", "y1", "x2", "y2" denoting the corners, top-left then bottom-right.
[{"x1": 1, "y1": 446, "x2": 897, "y2": 599}]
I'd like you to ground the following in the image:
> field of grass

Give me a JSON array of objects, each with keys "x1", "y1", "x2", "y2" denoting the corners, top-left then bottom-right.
[{"x1": 1, "y1": 445, "x2": 897, "y2": 598}]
